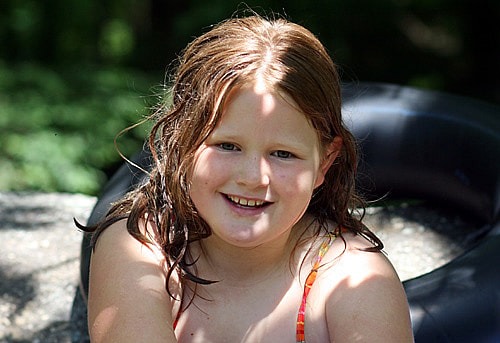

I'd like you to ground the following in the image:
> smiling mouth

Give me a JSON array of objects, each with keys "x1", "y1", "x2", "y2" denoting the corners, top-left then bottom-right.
[{"x1": 226, "y1": 194, "x2": 269, "y2": 208}]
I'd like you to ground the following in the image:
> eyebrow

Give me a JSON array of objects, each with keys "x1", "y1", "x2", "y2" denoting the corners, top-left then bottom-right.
[{"x1": 208, "y1": 130, "x2": 314, "y2": 154}]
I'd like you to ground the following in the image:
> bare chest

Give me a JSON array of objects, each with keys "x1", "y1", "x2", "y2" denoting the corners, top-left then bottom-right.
[{"x1": 174, "y1": 273, "x2": 332, "y2": 343}]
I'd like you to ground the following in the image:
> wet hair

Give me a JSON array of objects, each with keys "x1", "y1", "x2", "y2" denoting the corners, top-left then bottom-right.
[{"x1": 86, "y1": 14, "x2": 382, "y2": 291}]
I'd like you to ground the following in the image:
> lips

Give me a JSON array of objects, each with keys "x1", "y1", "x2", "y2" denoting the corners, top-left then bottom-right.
[{"x1": 226, "y1": 194, "x2": 268, "y2": 208}]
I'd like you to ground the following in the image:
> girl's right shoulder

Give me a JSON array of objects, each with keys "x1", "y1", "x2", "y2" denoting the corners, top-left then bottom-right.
[{"x1": 88, "y1": 218, "x2": 179, "y2": 342}]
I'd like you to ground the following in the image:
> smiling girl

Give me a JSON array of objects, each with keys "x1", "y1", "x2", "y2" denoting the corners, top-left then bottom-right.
[{"x1": 83, "y1": 14, "x2": 414, "y2": 343}]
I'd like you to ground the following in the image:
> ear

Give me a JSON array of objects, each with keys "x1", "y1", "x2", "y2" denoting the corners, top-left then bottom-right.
[{"x1": 314, "y1": 136, "x2": 343, "y2": 188}]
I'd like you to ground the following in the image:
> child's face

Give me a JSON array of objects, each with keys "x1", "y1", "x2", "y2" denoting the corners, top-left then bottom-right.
[{"x1": 189, "y1": 82, "x2": 332, "y2": 248}]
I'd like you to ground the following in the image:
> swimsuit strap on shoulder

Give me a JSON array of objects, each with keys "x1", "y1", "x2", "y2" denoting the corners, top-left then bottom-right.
[{"x1": 296, "y1": 228, "x2": 341, "y2": 343}]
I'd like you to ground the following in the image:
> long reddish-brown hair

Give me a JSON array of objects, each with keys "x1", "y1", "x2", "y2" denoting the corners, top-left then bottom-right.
[{"x1": 87, "y1": 14, "x2": 382, "y2": 290}]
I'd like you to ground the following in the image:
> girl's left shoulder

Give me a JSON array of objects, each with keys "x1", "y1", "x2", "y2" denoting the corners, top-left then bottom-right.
[
  {"x1": 317, "y1": 232, "x2": 414, "y2": 342},
  {"x1": 326, "y1": 231, "x2": 397, "y2": 281}
]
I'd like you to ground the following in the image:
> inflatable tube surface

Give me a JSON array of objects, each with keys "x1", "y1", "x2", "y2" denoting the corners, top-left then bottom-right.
[
  {"x1": 79, "y1": 83, "x2": 500, "y2": 342},
  {"x1": 342, "y1": 83, "x2": 499, "y2": 223},
  {"x1": 342, "y1": 83, "x2": 500, "y2": 342}
]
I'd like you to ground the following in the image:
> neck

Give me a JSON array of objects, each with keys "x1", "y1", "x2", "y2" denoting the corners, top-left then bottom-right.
[{"x1": 193, "y1": 219, "x2": 311, "y2": 287}]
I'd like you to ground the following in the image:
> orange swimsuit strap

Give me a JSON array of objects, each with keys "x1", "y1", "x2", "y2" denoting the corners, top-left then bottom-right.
[{"x1": 296, "y1": 227, "x2": 342, "y2": 342}]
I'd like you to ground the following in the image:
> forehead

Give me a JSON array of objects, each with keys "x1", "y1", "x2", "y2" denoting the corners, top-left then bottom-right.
[
  {"x1": 219, "y1": 81, "x2": 304, "y2": 122},
  {"x1": 212, "y1": 84, "x2": 321, "y2": 150}
]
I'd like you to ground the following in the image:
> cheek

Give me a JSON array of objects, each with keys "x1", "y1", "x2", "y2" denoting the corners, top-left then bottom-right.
[
  {"x1": 276, "y1": 167, "x2": 317, "y2": 196},
  {"x1": 191, "y1": 150, "x2": 227, "y2": 187}
]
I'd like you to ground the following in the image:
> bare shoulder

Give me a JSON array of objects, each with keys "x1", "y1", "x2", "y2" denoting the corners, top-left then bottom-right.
[
  {"x1": 321, "y1": 233, "x2": 414, "y2": 342},
  {"x1": 88, "y1": 219, "x2": 178, "y2": 343}
]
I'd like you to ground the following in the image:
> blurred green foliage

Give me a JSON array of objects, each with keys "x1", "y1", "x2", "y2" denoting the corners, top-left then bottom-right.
[
  {"x1": 0, "y1": 62, "x2": 157, "y2": 194},
  {"x1": 0, "y1": 0, "x2": 498, "y2": 195}
]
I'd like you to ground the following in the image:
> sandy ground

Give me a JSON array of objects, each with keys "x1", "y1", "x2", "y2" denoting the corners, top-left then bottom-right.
[{"x1": 0, "y1": 193, "x2": 94, "y2": 343}]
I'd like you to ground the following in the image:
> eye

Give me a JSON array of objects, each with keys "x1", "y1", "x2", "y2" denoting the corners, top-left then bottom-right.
[
  {"x1": 272, "y1": 150, "x2": 294, "y2": 159},
  {"x1": 219, "y1": 143, "x2": 239, "y2": 151}
]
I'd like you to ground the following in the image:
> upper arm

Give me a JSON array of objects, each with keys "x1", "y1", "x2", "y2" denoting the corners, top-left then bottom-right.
[
  {"x1": 325, "y1": 239, "x2": 414, "y2": 343},
  {"x1": 88, "y1": 220, "x2": 178, "y2": 343}
]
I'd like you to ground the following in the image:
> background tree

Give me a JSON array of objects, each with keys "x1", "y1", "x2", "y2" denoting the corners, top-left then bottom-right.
[{"x1": 0, "y1": 0, "x2": 498, "y2": 194}]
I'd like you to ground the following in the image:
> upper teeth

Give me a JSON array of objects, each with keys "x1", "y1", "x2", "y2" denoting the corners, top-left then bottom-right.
[{"x1": 228, "y1": 195, "x2": 264, "y2": 207}]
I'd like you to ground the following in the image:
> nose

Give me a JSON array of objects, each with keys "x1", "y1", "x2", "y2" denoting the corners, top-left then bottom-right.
[{"x1": 236, "y1": 154, "x2": 270, "y2": 188}]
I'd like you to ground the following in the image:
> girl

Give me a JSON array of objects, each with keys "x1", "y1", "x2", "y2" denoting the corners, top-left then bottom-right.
[{"x1": 83, "y1": 15, "x2": 414, "y2": 342}]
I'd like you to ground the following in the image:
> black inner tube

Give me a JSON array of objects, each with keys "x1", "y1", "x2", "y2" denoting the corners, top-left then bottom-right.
[{"x1": 342, "y1": 83, "x2": 500, "y2": 342}]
